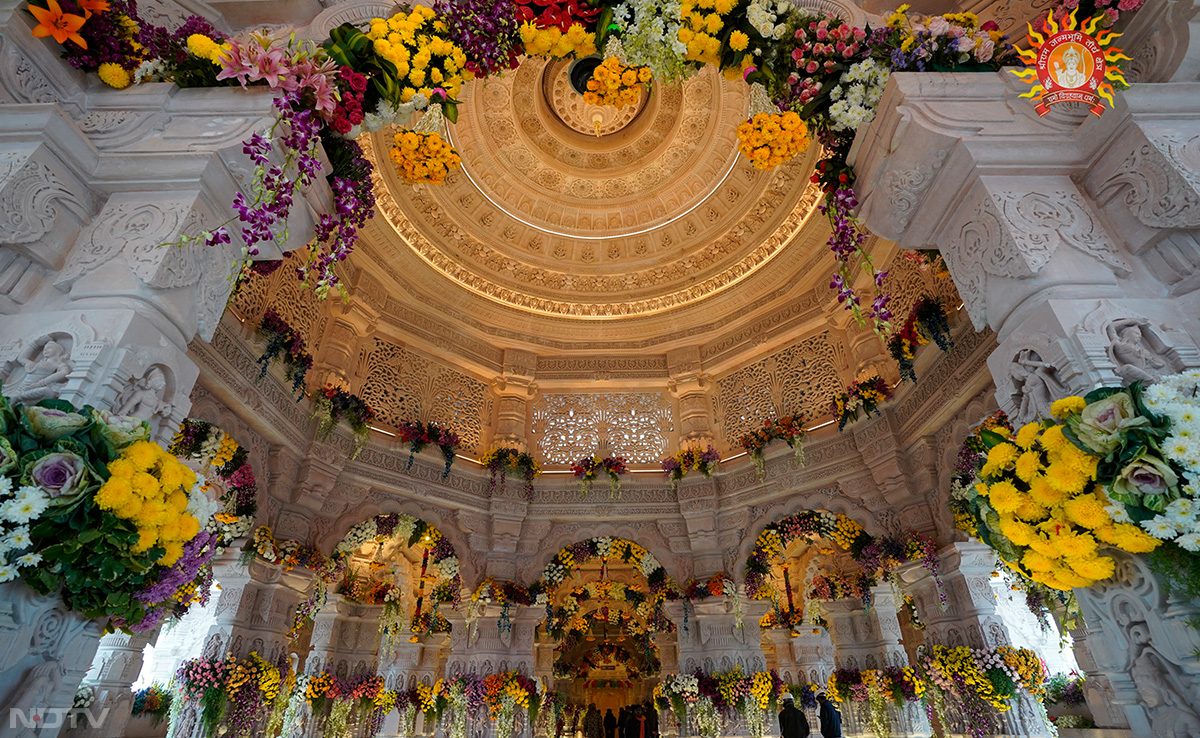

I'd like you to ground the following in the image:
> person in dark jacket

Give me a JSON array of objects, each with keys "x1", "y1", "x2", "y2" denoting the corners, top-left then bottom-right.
[
  {"x1": 643, "y1": 702, "x2": 658, "y2": 738},
  {"x1": 604, "y1": 709, "x2": 617, "y2": 738},
  {"x1": 778, "y1": 693, "x2": 810, "y2": 738},
  {"x1": 584, "y1": 705, "x2": 603, "y2": 738},
  {"x1": 816, "y1": 694, "x2": 842, "y2": 738},
  {"x1": 618, "y1": 706, "x2": 629, "y2": 738}
]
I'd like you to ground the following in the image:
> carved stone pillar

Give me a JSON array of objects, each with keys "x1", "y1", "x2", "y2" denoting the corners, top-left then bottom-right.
[
  {"x1": 849, "y1": 69, "x2": 1200, "y2": 427},
  {"x1": 445, "y1": 603, "x2": 540, "y2": 678},
  {"x1": 789, "y1": 627, "x2": 835, "y2": 686},
  {"x1": 63, "y1": 628, "x2": 160, "y2": 738},
  {"x1": 490, "y1": 350, "x2": 538, "y2": 451},
  {"x1": 306, "y1": 596, "x2": 383, "y2": 679},
  {"x1": 902, "y1": 544, "x2": 1052, "y2": 737},
  {"x1": 668, "y1": 595, "x2": 771, "y2": 674},
  {"x1": 0, "y1": 581, "x2": 106, "y2": 738},
  {"x1": 666, "y1": 347, "x2": 714, "y2": 448},
  {"x1": 1073, "y1": 550, "x2": 1200, "y2": 738},
  {"x1": 202, "y1": 547, "x2": 312, "y2": 667}
]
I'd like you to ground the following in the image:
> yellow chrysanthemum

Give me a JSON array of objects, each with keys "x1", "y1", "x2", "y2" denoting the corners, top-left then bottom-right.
[
  {"x1": 1062, "y1": 493, "x2": 1109, "y2": 529},
  {"x1": 998, "y1": 516, "x2": 1037, "y2": 546},
  {"x1": 1066, "y1": 554, "x2": 1115, "y2": 581},
  {"x1": 124, "y1": 440, "x2": 161, "y2": 470},
  {"x1": 1022, "y1": 549, "x2": 1055, "y2": 572},
  {"x1": 1051, "y1": 531, "x2": 1098, "y2": 559},
  {"x1": 1014, "y1": 451, "x2": 1042, "y2": 482},
  {"x1": 108, "y1": 458, "x2": 136, "y2": 479},
  {"x1": 1028, "y1": 475, "x2": 1069, "y2": 507},
  {"x1": 729, "y1": 30, "x2": 749, "y2": 51},
  {"x1": 1050, "y1": 396, "x2": 1087, "y2": 419},
  {"x1": 987, "y1": 480, "x2": 1024, "y2": 514},
  {"x1": 98, "y1": 62, "x2": 132, "y2": 89},
  {"x1": 95, "y1": 478, "x2": 133, "y2": 511}
]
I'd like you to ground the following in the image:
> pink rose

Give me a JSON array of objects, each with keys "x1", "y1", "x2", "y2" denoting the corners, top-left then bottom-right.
[
  {"x1": 974, "y1": 36, "x2": 995, "y2": 62},
  {"x1": 1117, "y1": 0, "x2": 1142, "y2": 11},
  {"x1": 927, "y1": 16, "x2": 950, "y2": 35},
  {"x1": 806, "y1": 61, "x2": 819, "y2": 73},
  {"x1": 816, "y1": 27, "x2": 828, "y2": 40}
]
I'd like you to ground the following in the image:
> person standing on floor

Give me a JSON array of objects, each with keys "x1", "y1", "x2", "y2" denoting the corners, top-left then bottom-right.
[
  {"x1": 585, "y1": 704, "x2": 603, "y2": 738},
  {"x1": 816, "y1": 694, "x2": 842, "y2": 738},
  {"x1": 779, "y1": 692, "x2": 810, "y2": 738},
  {"x1": 604, "y1": 709, "x2": 617, "y2": 738}
]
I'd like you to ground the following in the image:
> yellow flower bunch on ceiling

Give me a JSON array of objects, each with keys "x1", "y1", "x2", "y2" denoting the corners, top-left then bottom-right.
[
  {"x1": 736, "y1": 111, "x2": 810, "y2": 171},
  {"x1": 367, "y1": 6, "x2": 468, "y2": 101},
  {"x1": 584, "y1": 57, "x2": 651, "y2": 108},
  {"x1": 519, "y1": 21, "x2": 596, "y2": 58},
  {"x1": 390, "y1": 129, "x2": 462, "y2": 185},
  {"x1": 95, "y1": 440, "x2": 201, "y2": 567},
  {"x1": 976, "y1": 417, "x2": 1159, "y2": 591},
  {"x1": 678, "y1": 0, "x2": 738, "y2": 65}
]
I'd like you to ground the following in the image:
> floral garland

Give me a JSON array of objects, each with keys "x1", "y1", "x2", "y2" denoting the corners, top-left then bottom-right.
[
  {"x1": 131, "y1": 683, "x2": 172, "y2": 723},
  {"x1": 745, "y1": 510, "x2": 944, "y2": 606},
  {"x1": 543, "y1": 579, "x2": 673, "y2": 661},
  {"x1": 902, "y1": 594, "x2": 924, "y2": 630},
  {"x1": 483, "y1": 671, "x2": 540, "y2": 738},
  {"x1": 571, "y1": 455, "x2": 628, "y2": 499},
  {"x1": 264, "y1": 512, "x2": 460, "y2": 638},
  {"x1": 254, "y1": 308, "x2": 313, "y2": 398},
  {"x1": 678, "y1": 572, "x2": 743, "y2": 630},
  {"x1": 807, "y1": 571, "x2": 873, "y2": 605},
  {"x1": 917, "y1": 644, "x2": 1046, "y2": 738},
  {"x1": 481, "y1": 447, "x2": 542, "y2": 500},
  {"x1": 654, "y1": 669, "x2": 783, "y2": 738},
  {"x1": 887, "y1": 295, "x2": 953, "y2": 383},
  {"x1": 437, "y1": 675, "x2": 487, "y2": 738},
  {"x1": 173, "y1": 651, "x2": 289, "y2": 738},
  {"x1": 170, "y1": 418, "x2": 258, "y2": 544},
  {"x1": 739, "y1": 413, "x2": 805, "y2": 479},
  {"x1": 661, "y1": 445, "x2": 721, "y2": 486},
  {"x1": 397, "y1": 419, "x2": 462, "y2": 478},
  {"x1": 825, "y1": 667, "x2": 923, "y2": 738},
  {"x1": 832, "y1": 375, "x2": 892, "y2": 431},
  {"x1": 312, "y1": 384, "x2": 375, "y2": 459},
  {"x1": 535, "y1": 536, "x2": 671, "y2": 595},
  {"x1": 0, "y1": 395, "x2": 224, "y2": 631},
  {"x1": 469, "y1": 577, "x2": 535, "y2": 639}
]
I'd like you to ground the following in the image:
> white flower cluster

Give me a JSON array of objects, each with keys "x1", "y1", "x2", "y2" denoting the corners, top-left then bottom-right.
[
  {"x1": 438, "y1": 555, "x2": 460, "y2": 580},
  {"x1": 612, "y1": 0, "x2": 693, "y2": 84},
  {"x1": 665, "y1": 673, "x2": 699, "y2": 698},
  {"x1": 746, "y1": 0, "x2": 789, "y2": 40},
  {"x1": 544, "y1": 561, "x2": 567, "y2": 585},
  {"x1": 972, "y1": 647, "x2": 1017, "y2": 682},
  {"x1": 185, "y1": 474, "x2": 221, "y2": 529},
  {"x1": 949, "y1": 476, "x2": 974, "y2": 502},
  {"x1": 336, "y1": 518, "x2": 381, "y2": 555},
  {"x1": 210, "y1": 514, "x2": 253, "y2": 542},
  {"x1": 395, "y1": 515, "x2": 417, "y2": 544},
  {"x1": 639, "y1": 552, "x2": 661, "y2": 577},
  {"x1": 595, "y1": 536, "x2": 614, "y2": 558},
  {"x1": 346, "y1": 95, "x2": 430, "y2": 140},
  {"x1": 828, "y1": 58, "x2": 890, "y2": 132},
  {"x1": 73, "y1": 685, "x2": 96, "y2": 709},
  {"x1": 0, "y1": 478, "x2": 49, "y2": 583},
  {"x1": 1139, "y1": 371, "x2": 1200, "y2": 550},
  {"x1": 198, "y1": 429, "x2": 226, "y2": 463}
]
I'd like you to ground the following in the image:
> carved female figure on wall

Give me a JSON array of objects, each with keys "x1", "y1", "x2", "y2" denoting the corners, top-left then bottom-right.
[
  {"x1": 1009, "y1": 349, "x2": 1067, "y2": 422},
  {"x1": 5, "y1": 338, "x2": 72, "y2": 402},
  {"x1": 115, "y1": 366, "x2": 172, "y2": 419},
  {"x1": 1105, "y1": 318, "x2": 1181, "y2": 384}
]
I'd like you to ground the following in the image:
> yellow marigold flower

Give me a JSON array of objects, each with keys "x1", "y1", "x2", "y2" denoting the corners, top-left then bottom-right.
[
  {"x1": 131, "y1": 471, "x2": 161, "y2": 498},
  {"x1": 984, "y1": 442, "x2": 1019, "y2": 473},
  {"x1": 1049, "y1": 565, "x2": 1090, "y2": 588},
  {"x1": 116, "y1": 497, "x2": 143, "y2": 520},
  {"x1": 730, "y1": 30, "x2": 749, "y2": 51},
  {"x1": 987, "y1": 480, "x2": 1024, "y2": 514},
  {"x1": 1040, "y1": 424, "x2": 1068, "y2": 452},
  {"x1": 1051, "y1": 396, "x2": 1087, "y2": 419},
  {"x1": 186, "y1": 33, "x2": 219, "y2": 61},
  {"x1": 98, "y1": 62, "x2": 132, "y2": 89},
  {"x1": 131, "y1": 528, "x2": 158, "y2": 554}
]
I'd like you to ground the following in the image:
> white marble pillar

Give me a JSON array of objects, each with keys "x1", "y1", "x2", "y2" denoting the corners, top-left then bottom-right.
[{"x1": 62, "y1": 629, "x2": 160, "y2": 738}]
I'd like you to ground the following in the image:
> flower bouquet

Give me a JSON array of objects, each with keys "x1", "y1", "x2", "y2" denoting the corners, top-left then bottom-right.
[
  {"x1": 571, "y1": 455, "x2": 628, "y2": 499},
  {"x1": 736, "y1": 111, "x2": 810, "y2": 170},
  {"x1": 661, "y1": 445, "x2": 721, "y2": 488},
  {"x1": 481, "y1": 447, "x2": 542, "y2": 500},
  {"x1": 887, "y1": 295, "x2": 953, "y2": 382},
  {"x1": 397, "y1": 419, "x2": 462, "y2": 478},
  {"x1": 131, "y1": 683, "x2": 172, "y2": 723},
  {"x1": 313, "y1": 384, "x2": 375, "y2": 458},
  {"x1": 739, "y1": 413, "x2": 806, "y2": 479},
  {"x1": 255, "y1": 308, "x2": 313, "y2": 398},
  {"x1": 832, "y1": 375, "x2": 892, "y2": 431},
  {"x1": 0, "y1": 394, "x2": 225, "y2": 632},
  {"x1": 584, "y1": 57, "x2": 652, "y2": 109},
  {"x1": 169, "y1": 418, "x2": 258, "y2": 545}
]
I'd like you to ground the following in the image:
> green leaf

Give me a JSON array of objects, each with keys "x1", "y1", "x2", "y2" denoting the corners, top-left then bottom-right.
[
  {"x1": 978, "y1": 429, "x2": 1008, "y2": 449},
  {"x1": 443, "y1": 102, "x2": 459, "y2": 124}
]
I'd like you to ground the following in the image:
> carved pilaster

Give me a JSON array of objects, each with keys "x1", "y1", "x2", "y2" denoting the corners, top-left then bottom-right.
[
  {"x1": 63, "y1": 629, "x2": 160, "y2": 738},
  {"x1": 667, "y1": 346, "x2": 714, "y2": 448},
  {"x1": 490, "y1": 349, "x2": 538, "y2": 451}
]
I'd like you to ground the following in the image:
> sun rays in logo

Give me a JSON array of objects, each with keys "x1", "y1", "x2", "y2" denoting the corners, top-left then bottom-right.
[{"x1": 1010, "y1": 9, "x2": 1130, "y2": 115}]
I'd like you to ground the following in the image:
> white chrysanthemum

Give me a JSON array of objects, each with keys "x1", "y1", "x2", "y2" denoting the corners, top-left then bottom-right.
[
  {"x1": 0, "y1": 495, "x2": 45, "y2": 526},
  {"x1": 4, "y1": 526, "x2": 31, "y2": 550},
  {"x1": 437, "y1": 556, "x2": 459, "y2": 580},
  {"x1": 0, "y1": 564, "x2": 17, "y2": 583},
  {"x1": 186, "y1": 479, "x2": 222, "y2": 528},
  {"x1": 639, "y1": 553, "x2": 660, "y2": 576},
  {"x1": 16, "y1": 552, "x2": 42, "y2": 568},
  {"x1": 1177, "y1": 532, "x2": 1200, "y2": 552},
  {"x1": 1142, "y1": 517, "x2": 1181, "y2": 539},
  {"x1": 0, "y1": 477, "x2": 12, "y2": 498},
  {"x1": 1164, "y1": 498, "x2": 1198, "y2": 523}
]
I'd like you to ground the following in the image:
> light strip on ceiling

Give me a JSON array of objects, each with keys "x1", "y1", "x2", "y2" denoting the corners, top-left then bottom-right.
[{"x1": 444, "y1": 121, "x2": 742, "y2": 241}]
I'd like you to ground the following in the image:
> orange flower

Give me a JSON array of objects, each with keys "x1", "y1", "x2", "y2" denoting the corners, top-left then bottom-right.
[
  {"x1": 29, "y1": 0, "x2": 88, "y2": 48},
  {"x1": 75, "y1": 0, "x2": 110, "y2": 15}
]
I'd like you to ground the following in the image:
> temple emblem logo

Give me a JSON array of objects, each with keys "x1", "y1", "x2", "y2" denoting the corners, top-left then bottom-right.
[{"x1": 1011, "y1": 9, "x2": 1129, "y2": 116}]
